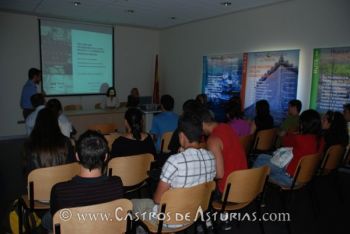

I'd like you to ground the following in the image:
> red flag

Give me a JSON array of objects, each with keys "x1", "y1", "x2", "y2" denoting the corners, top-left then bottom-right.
[{"x1": 153, "y1": 54, "x2": 160, "y2": 104}]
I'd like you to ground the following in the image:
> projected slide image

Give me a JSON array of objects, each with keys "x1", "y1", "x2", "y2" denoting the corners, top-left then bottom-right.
[
  {"x1": 40, "y1": 20, "x2": 113, "y2": 96},
  {"x1": 310, "y1": 47, "x2": 350, "y2": 113},
  {"x1": 242, "y1": 50, "x2": 299, "y2": 125}
]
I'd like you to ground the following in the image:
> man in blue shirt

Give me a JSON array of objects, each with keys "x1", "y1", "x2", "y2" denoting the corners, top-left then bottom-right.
[
  {"x1": 20, "y1": 68, "x2": 41, "y2": 119},
  {"x1": 150, "y1": 94, "x2": 179, "y2": 152}
]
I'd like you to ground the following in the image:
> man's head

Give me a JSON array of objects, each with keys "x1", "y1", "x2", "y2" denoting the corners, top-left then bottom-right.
[
  {"x1": 76, "y1": 130, "x2": 109, "y2": 171},
  {"x1": 160, "y1": 94, "x2": 175, "y2": 111},
  {"x1": 46, "y1": 98, "x2": 63, "y2": 118},
  {"x1": 28, "y1": 68, "x2": 41, "y2": 84},
  {"x1": 30, "y1": 93, "x2": 45, "y2": 108},
  {"x1": 288, "y1": 99, "x2": 302, "y2": 116},
  {"x1": 343, "y1": 103, "x2": 350, "y2": 122},
  {"x1": 197, "y1": 107, "x2": 215, "y2": 135},
  {"x1": 178, "y1": 113, "x2": 202, "y2": 147}
]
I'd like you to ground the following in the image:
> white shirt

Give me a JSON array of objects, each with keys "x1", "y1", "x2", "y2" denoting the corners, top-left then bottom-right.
[
  {"x1": 25, "y1": 105, "x2": 45, "y2": 135},
  {"x1": 58, "y1": 114, "x2": 73, "y2": 138},
  {"x1": 103, "y1": 96, "x2": 120, "y2": 109}
]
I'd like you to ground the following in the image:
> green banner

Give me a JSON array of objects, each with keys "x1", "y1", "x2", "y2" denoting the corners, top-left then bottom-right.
[{"x1": 310, "y1": 49, "x2": 320, "y2": 109}]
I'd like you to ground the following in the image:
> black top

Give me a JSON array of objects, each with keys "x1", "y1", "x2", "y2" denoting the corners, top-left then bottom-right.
[
  {"x1": 255, "y1": 115, "x2": 274, "y2": 132},
  {"x1": 127, "y1": 95, "x2": 140, "y2": 107},
  {"x1": 50, "y1": 175, "x2": 124, "y2": 215},
  {"x1": 110, "y1": 134, "x2": 156, "y2": 158}
]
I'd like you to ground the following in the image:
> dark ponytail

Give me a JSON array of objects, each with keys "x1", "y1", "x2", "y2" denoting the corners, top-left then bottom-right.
[{"x1": 125, "y1": 108, "x2": 143, "y2": 140}]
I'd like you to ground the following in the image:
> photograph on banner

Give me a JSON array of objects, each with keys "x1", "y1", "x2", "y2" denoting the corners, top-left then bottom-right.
[
  {"x1": 202, "y1": 54, "x2": 243, "y2": 121},
  {"x1": 241, "y1": 50, "x2": 299, "y2": 125},
  {"x1": 310, "y1": 46, "x2": 350, "y2": 113}
]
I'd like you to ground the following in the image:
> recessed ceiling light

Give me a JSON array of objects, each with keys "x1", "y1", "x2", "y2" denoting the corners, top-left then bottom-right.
[
  {"x1": 73, "y1": 1, "x2": 81, "y2": 7},
  {"x1": 126, "y1": 9, "x2": 134, "y2": 13},
  {"x1": 221, "y1": 2, "x2": 232, "y2": 6}
]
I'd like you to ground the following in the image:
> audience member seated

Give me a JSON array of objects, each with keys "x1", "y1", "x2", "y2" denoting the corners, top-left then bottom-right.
[
  {"x1": 251, "y1": 99, "x2": 274, "y2": 133},
  {"x1": 131, "y1": 113, "x2": 216, "y2": 228},
  {"x1": 23, "y1": 108, "x2": 74, "y2": 175},
  {"x1": 199, "y1": 107, "x2": 247, "y2": 196},
  {"x1": 343, "y1": 103, "x2": 350, "y2": 142},
  {"x1": 25, "y1": 93, "x2": 45, "y2": 135},
  {"x1": 103, "y1": 87, "x2": 120, "y2": 109},
  {"x1": 226, "y1": 98, "x2": 251, "y2": 137},
  {"x1": 41, "y1": 130, "x2": 124, "y2": 231},
  {"x1": 322, "y1": 111, "x2": 348, "y2": 151},
  {"x1": 46, "y1": 98, "x2": 74, "y2": 138},
  {"x1": 150, "y1": 95, "x2": 179, "y2": 152},
  {"x1": 110, "y1": 108, "x2": 156, "y2": 158},
  {"x1": 127, "y1": 87, "x2": 140, "y2": 107},
  {"x1": 279, "y1": 99, "x2": 302, "y2": 136},
  {"x1": 254, "y1": 109, "x2": 324, "y2": 187}
]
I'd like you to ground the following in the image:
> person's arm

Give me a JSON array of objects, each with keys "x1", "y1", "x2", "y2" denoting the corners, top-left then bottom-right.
[
  {"x1": 153, "y1": 180, "x2": 171, "y2": 204},
  {"x1": 207, "y1": 136, "x2": 224, "y2": 179}
]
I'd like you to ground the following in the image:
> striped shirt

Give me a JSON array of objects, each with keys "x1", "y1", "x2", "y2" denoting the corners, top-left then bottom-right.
[
  {"x1": 50, "y1": 175, "x2": 124, "y2": 215},
  {"x1": 160, "y1": 148, "x2": 216, "y2": 188}
]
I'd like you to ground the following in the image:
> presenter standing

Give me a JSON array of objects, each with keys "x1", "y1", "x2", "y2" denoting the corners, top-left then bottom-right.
[{"x1": 20, "y1": 68, "x2": 42, "y2": 119}]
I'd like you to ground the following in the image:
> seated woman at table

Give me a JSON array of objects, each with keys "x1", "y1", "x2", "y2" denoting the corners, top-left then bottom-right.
[
  {"x1": 254, "y1": 109, "x2": 324, "y2": 187},
  {"x1": 110, "y1": 107, "x2": 156, "y2": 158},
  {"x1": 103, "y1": 87, "x2": 120, "y2": 109}
]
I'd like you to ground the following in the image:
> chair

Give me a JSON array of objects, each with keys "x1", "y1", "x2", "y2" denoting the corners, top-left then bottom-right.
[
  {"x1": 108, "y1": 154, "x2": 154, "y2": 194},
  {"x1": 252, "y1": 128, "x2": 277, "y2": 153},
  {"x1": 95, "y1": 103, "x2": 102, "y2": 109},
  {"x1": 141, "y1": 181, "x2": 216, "y2": 233},
  {"x1": 104, "y1": 133, "x2": 120, "y2": 150},
  {"x1": 88, "y1": 123, "x2": 118, "y2": 134},
  {"x1": 64, "y1": 104, "x2": 82, "y2": 111},
  {"x1": 160, "y1": 131, "x2": 173, "y2": 154},
  {"x1": 53, "y1": 199, "x2": 132, "y2": 234},
  {"x1": 319, "y1": 144, "x2": 345, "y2": 175},
  {"x1": 211, "y1": 166, "x2": 270, "y2": 234},
  {"x1": 239, "y1": 134, "x2": 254, "y2": 156}
]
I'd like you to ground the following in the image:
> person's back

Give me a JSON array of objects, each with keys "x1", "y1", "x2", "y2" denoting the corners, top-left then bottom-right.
[
  {"x1": 151, "y1": 95, "x2": 179, "y2": 151},
  {"x1": 211, "y1": 123, "x2": 247, "y2": 192},
  {"x1": 50, "y1": 130, "x2": 124, "y2": 216},
  {"x1": 254, "y1": 99, "x2": 274, "y2": 132},
  {"x1": 25, "y1": 93, "x2": 45, "y2": 135},
  {"x1": 46, "y1": 98, "x2": 73, "y2": 138}
]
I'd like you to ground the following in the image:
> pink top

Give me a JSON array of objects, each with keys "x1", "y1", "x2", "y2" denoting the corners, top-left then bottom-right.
[{"x1": 228, "y1": 119, "x2": 251, "y2": 137}]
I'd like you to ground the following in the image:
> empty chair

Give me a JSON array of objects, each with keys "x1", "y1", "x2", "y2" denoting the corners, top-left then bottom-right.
[
  {"x1": 88, "y1": 123, "x2": 118, "y2": 134},
  {"x1": 160, "y1": 131, "x2": 173, "y2": 154},
  {"x1": 53, "y1": 199, "x2": 132, "y2": 234},
  {"x1": 64, "y1": 104, "x2": 82, "y2": 111}
]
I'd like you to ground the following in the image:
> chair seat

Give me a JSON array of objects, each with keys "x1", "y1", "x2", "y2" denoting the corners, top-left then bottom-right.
[
  {"x1": 212, "y1": 200, "x2": 250, "y2": 211},
  {"x1": 142, "y1": 219, "x2": 193, "y2": 233},
  {"x1": 268, "y1": 179, "x2": 305, "y2": 191},
  {"x1": 22, "y1": 195, "x2": 50, "y2": 209},
  {"x1": 124, "y1": 181, "x2": 148, "y2": 194}
]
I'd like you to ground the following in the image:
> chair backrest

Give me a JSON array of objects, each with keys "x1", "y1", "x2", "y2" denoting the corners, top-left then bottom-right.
[
  {"x1": 320, "y1": 144, "x2": 345, "y2": 175},
  {"x1": 293, "y1": 153, "x2": 321, "y2": 186},
  {"x1": 64, "y1": 104, "x2": 82, "y2": 111},
  {"x1": 222, "y1": 166, "x2": 270, "y2": 204},
  {"x1": 159, "y1": 181, "x2": 216, "y2": 226},
  {"x1": 88, "y1": 123, "x2": 118, "y2": 135},
  {"x1": 239, "y1": 134, "x2": 254, "y2": 155},
  {"x1": 104, "y1": 134, "x2": 120, "y2": 150},
  {"x1": 95, "y1": 103, "x2": 102, "y2": 109},
  {"x1": 160, "y1": 131, "x2": 173, "y2": 154},
  {"x1": 253, "y1": 128, "x2": 277, "y2": 152},
  {"x1": 28, "y1": 162, "x2": 80, "y2": 201},
  {"x1": 53, "y1": 199, "x2": 132, "y2": 234},
  {"x1": 107, "y1": 154, "x2": 154, "y2": 187}
]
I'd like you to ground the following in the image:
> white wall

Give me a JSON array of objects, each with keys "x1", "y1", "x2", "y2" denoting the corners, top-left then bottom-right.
[
  {"x1": 0, "y1": 11, "x2": 159, "y2": 138},
  {"x1": 159, "y1": 0, "x2": 350, "y2": 113}
]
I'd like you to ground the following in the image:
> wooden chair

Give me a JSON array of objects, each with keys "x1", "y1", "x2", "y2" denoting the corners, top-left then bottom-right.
[
  {"x1": 141, "y1": 181, "x2": 216, "y2": 233},
  {"x1": 107, "y1": 154, "x2": 154, "y2": 194},
  {"x1": 211, "y1": 166, "x2": 270, "y2": 234},
  {"x1": 53, "y1": 199, "x2": 132, "y2": 234},
  {"x1": 160, "y1": 131, "x2": 173, "y2": 154},
  {"x1": 95, "y1": 103, "x2": 102, "y2": 109},
  {"x1": 64, "y1": 104, "x2": 82, "y2": 111},
  {"x1": 319, "y1": 144, "x2": 345, "y2": 175},
  {"x1": 104, "y1": 133, "x2": 120, "y2": 150},
  {"x1": 88, "y1": 123, "x2": 118, "y2": 134},
  {"x1": 239, "y1": 134, "x2": 254, "y2": 156},
  {"x1": 252, "y1": 128, "x2": 277, "y2": 153}
]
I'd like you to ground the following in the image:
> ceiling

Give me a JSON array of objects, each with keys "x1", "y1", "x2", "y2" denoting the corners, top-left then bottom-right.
[{"x1": 0, "y1": 0, "x2": 290, "y2": 29}]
